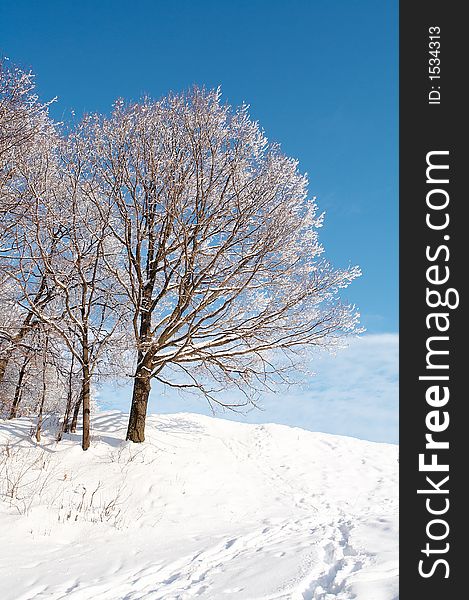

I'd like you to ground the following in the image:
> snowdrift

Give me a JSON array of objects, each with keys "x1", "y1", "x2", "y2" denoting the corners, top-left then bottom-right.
[{"x1": 0, "y1": 411, "x2": 398, "y2": 599}]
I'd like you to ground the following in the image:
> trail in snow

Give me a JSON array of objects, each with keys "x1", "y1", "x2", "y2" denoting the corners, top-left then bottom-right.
[{"x1": 0, "y1": 411, "x2": 398, "y2": 600}]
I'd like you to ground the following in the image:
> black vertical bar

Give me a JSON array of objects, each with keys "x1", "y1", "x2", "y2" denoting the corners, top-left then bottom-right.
[{"x1": 400, "y1": 2, "x2": 466, "y2": 597}]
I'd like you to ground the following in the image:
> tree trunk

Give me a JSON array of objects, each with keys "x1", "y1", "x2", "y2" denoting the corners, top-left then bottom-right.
[
  {"x1": 126, "y1": 367, "x2": 152, "y2": 442},
  {"x1": 9, "y1": 356, "x2": 29, "y2": 419},
  {"x1": 35, "y1": 398, "x2": 44, "y2": 442},
  {"x1": 127, "y1": 306, "x2": 154, "y2": 443},
  {"x1": 57, "y1": 353, "x2": 76, "y2": 441},
  {"x1": 57, "y1": 398, "x2": 70, "y2": 442},
  {"x1": 35, "y1": 344, "x2": 48, "y2": 443},
  {"x1": 82, "y1": 370, "x2": 91, "y2": 451},
  {"x1": 81, "y1": 338, "x2": 91, "y2": 451},
  {"x1": 70, "y1": 392, "x2": 82, "y2": 433}
]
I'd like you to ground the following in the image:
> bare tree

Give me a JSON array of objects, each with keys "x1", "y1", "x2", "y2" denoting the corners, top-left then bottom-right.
[
  {"x1": 0, "y1": 59, "x2": 57, "y2": 392},
  {"x1": 90, "y1": 88, "x2": 361, "y2": 442},
  {"x1": 14, "y1": 125, "x2": 124, "y2": 450}
]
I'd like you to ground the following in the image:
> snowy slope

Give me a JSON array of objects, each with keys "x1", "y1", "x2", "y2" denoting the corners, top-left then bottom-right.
[{"x1": 0, "y1": 411, "x2": 398, "y2": 600}]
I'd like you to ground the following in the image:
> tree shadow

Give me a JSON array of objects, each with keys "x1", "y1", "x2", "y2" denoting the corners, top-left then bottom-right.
[{"x1": 0, "y1": 418, "x2": 57, "y2": 452}]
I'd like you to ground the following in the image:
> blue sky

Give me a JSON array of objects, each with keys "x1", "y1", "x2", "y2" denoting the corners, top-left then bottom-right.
[{"x1": 1, "y1": 0, "x2": 398, "y2": 442}]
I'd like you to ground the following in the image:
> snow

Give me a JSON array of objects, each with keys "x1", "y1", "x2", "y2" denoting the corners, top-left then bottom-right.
[{"x1": 0, "y1": 411, "x2": 398, "y2": 599}]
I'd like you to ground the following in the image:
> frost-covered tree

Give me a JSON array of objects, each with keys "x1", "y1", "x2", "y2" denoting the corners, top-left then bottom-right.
[
  {"x1": 15, "y1": 126, "x2": 126, "y2": 450},
  {"x1": 1, "y1": 71, "x2": 362, "y2": 449},
  {"x1": 90, "y1": 87, "x2": 361, "y2": 443},
  {"x1": 0, "y1": 59, "x2": 57, "y2": 396},
  {"x1": 0, "y1": 61, "x2": 129, "y2": 450},
  {"x1": 0, "y1": 58, "x2": 54, "y2": 191},
  {"x1": 0, "y1": 320, "x2": 70, "y2": 437}
]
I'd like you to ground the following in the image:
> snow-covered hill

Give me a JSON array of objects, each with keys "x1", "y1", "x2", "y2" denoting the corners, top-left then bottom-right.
[{"x1": 0, "y1": 411, "x2": 398, "y2": 600}]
